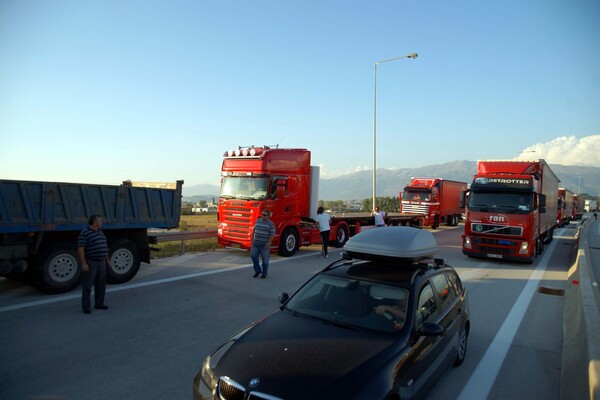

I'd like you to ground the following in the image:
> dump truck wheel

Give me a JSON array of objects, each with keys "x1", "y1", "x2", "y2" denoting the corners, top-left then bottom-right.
[
  {"x1": 34, "y1": 242, "x2": 81, "y2": 294},
  {"x1": 107, "y1": 239, "x2": 141, "y2": 284}
]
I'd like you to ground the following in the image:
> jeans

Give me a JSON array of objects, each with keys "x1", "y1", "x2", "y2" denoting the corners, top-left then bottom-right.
[
  {"x1": 81, "y1": 259, "x2": 106, "y2": 310},
  {"x1": 320, "y1": 230, "x2": 330, "y2": 256},
  {"x1": 251, "y1": 243, "x2": 270, "y2": 275}
]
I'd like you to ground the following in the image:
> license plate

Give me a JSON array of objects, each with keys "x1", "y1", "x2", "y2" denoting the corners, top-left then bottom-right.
[
  {"x1": 487, "y1": 254, "x2": 503, "y2": 259},
  {"x1": 498, "y1": 240, "x2": 512, "y2": 245}
]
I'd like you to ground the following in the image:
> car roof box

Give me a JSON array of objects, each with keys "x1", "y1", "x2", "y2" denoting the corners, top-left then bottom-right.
[{"x1": 344, "y1": 226, "x2": 438, "y2": 262}]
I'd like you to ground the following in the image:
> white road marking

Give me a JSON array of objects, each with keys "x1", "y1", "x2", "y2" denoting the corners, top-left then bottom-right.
[
  {"x1": 457, "y1": 234, "x2": 560, "y2": 400},
  {"x1": 0, "y1": 249, "x2": 329, "y2": 313}
]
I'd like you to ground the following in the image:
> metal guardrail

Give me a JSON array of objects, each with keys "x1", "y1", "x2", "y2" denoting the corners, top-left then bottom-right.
[
  {"x1": 151, "y1": 230, "x2": 218, "y2": 256},
  {"x1": 153, "y1": 230, "x2": 218, "y2": 242}
]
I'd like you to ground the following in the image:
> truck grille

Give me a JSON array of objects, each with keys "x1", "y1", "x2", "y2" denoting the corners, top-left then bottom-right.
[
  {"x1": 222, "y1": 207, "x2": 253, "y2": 240},
  {"x1": 472, "y1": 237, "x2": 518, "y2": 256},
  {"x1": 470, "y1": 224, "x2": 523, "y2": 236},
  {"x1": 217, "y1": 377, "x2": 283, "y2": 400},
  {"x1": 401, "y1": 204, "x2": 428, "y2": 214}
]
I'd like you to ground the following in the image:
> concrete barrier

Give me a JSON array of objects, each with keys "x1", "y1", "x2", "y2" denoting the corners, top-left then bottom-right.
[{"x1": 561, "y1": 218, "x2": 600, "y2": 400}]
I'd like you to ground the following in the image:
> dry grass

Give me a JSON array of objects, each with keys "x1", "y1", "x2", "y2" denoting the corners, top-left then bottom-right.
[{"x1": 151, "y1": 214, "x2": 219, "y2": 259}]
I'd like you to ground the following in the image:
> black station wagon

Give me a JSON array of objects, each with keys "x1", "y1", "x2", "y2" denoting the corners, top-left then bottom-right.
[{"x1": 193, "y1": 227, "x2": 470, "y2": 400}]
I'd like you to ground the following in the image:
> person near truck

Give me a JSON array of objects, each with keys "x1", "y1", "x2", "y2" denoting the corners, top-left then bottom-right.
[
  {"x1": 78, "y1": 214, "x2": 111, "y2": 314},
  {"x1": 316, "y1": 206, "x2": 332, "y2": 258},
  {"x1": 372, "y1": 206, "x2": 386, "y2": 227},
  {"x1": 251, "y1": 210, "x2": 275, "y2": 279}
]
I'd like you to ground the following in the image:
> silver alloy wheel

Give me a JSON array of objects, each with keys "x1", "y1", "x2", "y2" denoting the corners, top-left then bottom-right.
[
  {"x1": 48, "y1": 253, "x2": 79, "y2": 283},
  {"x1": 111, "y1": 247, "x2": 134, "y2": 274}
]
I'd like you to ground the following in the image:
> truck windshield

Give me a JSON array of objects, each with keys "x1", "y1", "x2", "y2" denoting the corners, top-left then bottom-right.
[
  {"x1": 468, "y1": 191, "x2": 533, "y2": 214},
  {"x1": 403, "y1": 190, "x2": 432, "y2": 201},
  {"x1": 220, "y1": 177, "x2": 269, "y2": 200}
]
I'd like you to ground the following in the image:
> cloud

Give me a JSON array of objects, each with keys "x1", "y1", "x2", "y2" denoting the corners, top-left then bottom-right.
[{"x1": 514, "y1": 135, "x2": 600, "y2": 167}]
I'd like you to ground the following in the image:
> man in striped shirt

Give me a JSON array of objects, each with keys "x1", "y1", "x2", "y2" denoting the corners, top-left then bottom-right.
[
  {"x1": 251, "y1": 210, "x2": 275, "y2": 279},
  {"x1": 78, "y1": 214, "x2": 111, "y2": 314}
]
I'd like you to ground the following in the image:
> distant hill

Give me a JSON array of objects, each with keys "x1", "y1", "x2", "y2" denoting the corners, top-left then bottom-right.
[
  {"x1": 183, "y1": 161, "x2": 600, "y2": 202},
  {"x1": 182, "y1": 183, "x2": 219, "y2": 203},
  {"x1": 320, "y1": 161, "x2": 600, "y2": 200}
]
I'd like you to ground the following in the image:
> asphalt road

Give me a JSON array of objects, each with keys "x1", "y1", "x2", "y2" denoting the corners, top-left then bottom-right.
[{"x1": 0, "y1": 223, "x2": 580, "y2": 400}]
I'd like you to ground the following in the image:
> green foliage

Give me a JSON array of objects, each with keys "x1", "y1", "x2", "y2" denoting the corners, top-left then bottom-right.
[{"x1": 362, "y1": 196, "x2": 400, "y2": 212}]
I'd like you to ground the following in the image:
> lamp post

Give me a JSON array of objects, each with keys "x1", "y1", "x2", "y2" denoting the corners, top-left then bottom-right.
[{"x1": 373, "y1": 53, "x2": 418, "y2": 211}]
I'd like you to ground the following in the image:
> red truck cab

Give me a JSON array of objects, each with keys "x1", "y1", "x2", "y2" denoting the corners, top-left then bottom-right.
[
  {"x1": 217, "y1": 147, "x2": 320, "y2": 256},
  {"x1": 399, "y1": 178, "x2": 467, "y2": 229},
  {"x1": 462, "y1": 160, "x2": 558, "y2": 263}
]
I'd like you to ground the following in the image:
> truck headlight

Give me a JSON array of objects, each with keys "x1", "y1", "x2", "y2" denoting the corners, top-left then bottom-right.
[
  {"x1": 464, "y1": 236, "x2": 472, "y2": 249},
  {"x1": 519, "y1": 242, "x2": 529, "y2": 254}
]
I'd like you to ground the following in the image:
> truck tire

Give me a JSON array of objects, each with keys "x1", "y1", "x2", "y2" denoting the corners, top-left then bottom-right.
[
  {"x1": 545, "y1": 228, "x2": 554, "y2": 244},
  {"x1": 536, "y1": 237, "x2": 544, "y2": 256},
  {"x1": 278, "y1": 228, "x2": 298, "y2": 257},
  {"x1": 107, "y1": 239, "x2": 141, "y2": 284},
  {"x1": 34, "y1": 242, "x2": 82, "y2": 294},
  {"x1": 334, "y1": 224, "x2": 349, "y2": 248},
  {"x1": 446, "y1": 215, "x2": 459, "y2": 227}
]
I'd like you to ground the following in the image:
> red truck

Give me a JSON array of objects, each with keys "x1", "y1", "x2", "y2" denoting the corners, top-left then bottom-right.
[
  {"x1": 573, "y1": 194, "x2": 584, "y2": 219},
  {"x1": 462, "y1": 160, "x2": 559, "y2": 263},
  {"x1": 399, "y1": 178, "x2": 467, "y2": 229},
  {"x1": 217, "y1": 146, "x2": 417, "y2": 256},
  {"x1": 557, "y1": 187, "x2": 575, "y2": 227}
]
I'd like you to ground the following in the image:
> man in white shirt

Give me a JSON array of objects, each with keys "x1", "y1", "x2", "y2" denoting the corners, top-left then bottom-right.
[
  {"x1": 315, "y1": 207, "x2": 332, "y2": 258},
  {"x1": 372, "y1": 206, "x2": 386, "y2": 227}
]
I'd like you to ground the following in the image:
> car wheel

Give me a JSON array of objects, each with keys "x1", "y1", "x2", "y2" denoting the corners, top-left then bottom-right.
[{"x1": 454, "y1": 325, "x2": 468, "y2": 366}]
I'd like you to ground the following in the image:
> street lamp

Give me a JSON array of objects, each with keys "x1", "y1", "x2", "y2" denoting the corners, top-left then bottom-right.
[{"x1": 373, "y1": 53, "x2": 418, "y2": 211}]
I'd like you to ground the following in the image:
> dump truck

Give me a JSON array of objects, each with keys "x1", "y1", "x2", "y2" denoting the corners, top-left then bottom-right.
[{"x1": 0, "y1": 179, "x2": 183, "y2": 293}]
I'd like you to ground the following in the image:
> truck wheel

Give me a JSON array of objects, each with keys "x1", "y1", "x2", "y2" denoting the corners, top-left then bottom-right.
[
  {"x1": 278, "y1": 228, "x2": 298, "y2": 257},
  {"x1": 545, "y1": 228, "x2": 554, "y2": 244},
  {"x1": 536, "y1": 237, "x2": 544, "y2": 256},
  {"x1": 107, "y1": 239, "x2": 141, "y2": 284},
  {"x1": 34, "y1": 243, "x2": 82, "y2": 294},
  {"x1": 334, "y1": 225, "x2": 349, "y2": 248}
]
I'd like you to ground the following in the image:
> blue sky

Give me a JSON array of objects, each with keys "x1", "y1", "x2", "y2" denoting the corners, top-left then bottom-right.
[{"x1": 1, "y1": 0, "x2": 599, "y2": 188}]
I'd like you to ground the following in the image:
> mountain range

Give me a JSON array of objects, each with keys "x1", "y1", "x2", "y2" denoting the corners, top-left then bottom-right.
[{"x1": 183, "y1": 161, "x2": 600, "y2": 202}]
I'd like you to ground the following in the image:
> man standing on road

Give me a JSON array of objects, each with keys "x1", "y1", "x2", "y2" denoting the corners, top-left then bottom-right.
[
  {"x1": 251, "y1": 210, "x2": 275, "y2": 279},
  {"x1": 316, "y1": 206, "x2": 332, "y2": 258},
  {"x1": 78, "y1": 214, "x2": 110, "y2": 314}
]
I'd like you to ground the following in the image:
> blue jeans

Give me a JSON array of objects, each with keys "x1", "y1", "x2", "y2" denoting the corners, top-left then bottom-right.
[{"x1": 251, "y1": 243, "x2": 270, "y2": 275}]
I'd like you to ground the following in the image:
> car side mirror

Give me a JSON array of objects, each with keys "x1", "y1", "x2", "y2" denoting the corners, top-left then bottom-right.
[
  {"x1": 418, "y1": 322, "x2": 446, "y2": 337},
  {"x1": 278, "y1": 292, "x2": 289, "y2": 304}
]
